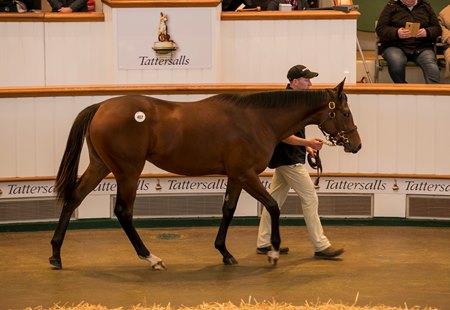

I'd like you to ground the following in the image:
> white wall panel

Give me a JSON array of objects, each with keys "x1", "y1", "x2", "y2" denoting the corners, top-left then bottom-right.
[
  {"x1": 374, "y1": 193, "x2": 406, "y2": 218},
  {"x1": 16, "y1": 98, "x2": 36, "y2": 176},
  {"x1": 219, "y1": 21, "x2": 237, "y2": 81},
  {"x1": 1, "y1": 93, "x2": 449, "y2": 178},
  {"x1": 246, "y1": 21, "x2": 265, "y2": 82},
  {"x1": 353, "y1": 94, "x2": 377, "y2": 172},
  {"x1": 396, "y1": 95, "x2": 417, "y2": 174},
  {"x1": 1, "y1": 9, "x2": 354, "y2": 86},
  {"x1": 44, "y1": 21, "x2": 109, "y2": 85},
  {"x1": 103, "y1": 5, "x2": 116, "y2": 82},
  {"x1": 0, "y1": 22, "x2": 45, "y2": 86},
  {"x1": 414, "y1": 95, "x2": 436, "y2": 174},
  {"x1": 112, "y1": 6, "x2": 220, "y2": 85},
  {"x1": 35, "y1": 97, "x2": 57, "y2": 176},
  {"x1": 78, "y1": 195, "x2": 111, "y2": 219},
  {"x1": 434, "y1": 96, "x2": 450, "y2": 174},
  {"x1": 375, "y1": 95, "x2": 397, "y2": 173},
  {"x1": 0, "y1": 98, "x2": 18, "y2": 176},
  {"x1": 220, "y1": 19, "x2": 357, "y2": 84}
]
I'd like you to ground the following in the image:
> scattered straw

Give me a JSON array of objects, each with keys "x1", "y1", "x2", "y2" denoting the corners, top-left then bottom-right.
[{"x1": 22, "y1": 297, "x2": 440, "y2": 310}]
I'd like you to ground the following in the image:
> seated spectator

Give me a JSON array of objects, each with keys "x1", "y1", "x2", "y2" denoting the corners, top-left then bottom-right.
[
  {"x1": 438, "y1": 4, "x2": 450, "y2": 78},
  {"x1": 222, "y1": 0, "x2": 270, "y2": 11},
  {"x1": 23, "y1": 0, "x2": 41, "y2": 10},
  {"x1": 47, "y1": 0, "x2": 88, "y2": 12},
  {"x1": 266, "y1": 0, "x2": 310, "y2": 11},
  {"x1": 222, "y1": 0, "x2": 244, "y2": 11},
  {"x1": 0, "y1": 0, "x2": 23, "y2": 12},
  {"x1": 376, "y1": 0, "x2": 441, "y2": 84},
  {"x1": 0, "y1": 0, "x2": 40, "y2": 12},
  {"x1": 221, "y1": 0, "x2": 311, "y2": 11}
]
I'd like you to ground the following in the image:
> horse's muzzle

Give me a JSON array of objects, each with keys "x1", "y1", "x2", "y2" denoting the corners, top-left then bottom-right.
[
  {"x1": 343, "y1": 137, "x2": 362, "y2": 153},
  {"x1": 350, "y1": 143, "x2": 362, "y2": 154}
]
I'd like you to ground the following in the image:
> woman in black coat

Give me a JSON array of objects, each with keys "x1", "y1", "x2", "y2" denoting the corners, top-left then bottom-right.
[{"x1": 376, "y1": 0, "x2": 441, "y2": 83}]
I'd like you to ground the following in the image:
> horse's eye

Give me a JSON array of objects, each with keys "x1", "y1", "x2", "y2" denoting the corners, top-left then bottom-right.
[{"x1": 343, "y1": 112, "x2": 350, "y2": 118}]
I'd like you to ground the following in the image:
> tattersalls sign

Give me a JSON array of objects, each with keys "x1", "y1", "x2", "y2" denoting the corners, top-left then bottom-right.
[
  {"x1": 117, "y1": 8, "x2": 212, "y2": 69},
  {"x1": 2, "y1": 177, "x2": 450, "y2": 199}
]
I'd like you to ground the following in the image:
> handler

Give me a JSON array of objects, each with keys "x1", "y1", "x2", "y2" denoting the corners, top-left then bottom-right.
[{"x1": 256, "y1": 64, "x2": 344, "y2": 259}]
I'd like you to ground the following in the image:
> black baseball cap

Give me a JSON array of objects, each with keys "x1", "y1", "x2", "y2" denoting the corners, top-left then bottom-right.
[{"x1": 287, "y1": 65, "x2": 319, "y2": 81}]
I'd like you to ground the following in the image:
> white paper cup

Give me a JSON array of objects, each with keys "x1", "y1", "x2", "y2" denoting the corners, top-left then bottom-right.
[{"x1": 279, "y1": 3, "x2": 292, "y2": 11}]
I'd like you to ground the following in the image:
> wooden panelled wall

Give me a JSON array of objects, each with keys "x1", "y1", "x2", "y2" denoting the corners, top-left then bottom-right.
[
  {"x1": 1, "y1": 84, "x2": 449, "y2": 179},
  {"x1": 0, "y1": 9, "x2": 359, "y2": 86}
]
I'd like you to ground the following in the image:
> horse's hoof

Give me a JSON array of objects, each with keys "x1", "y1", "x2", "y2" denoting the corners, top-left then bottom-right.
[
  {"x1": 152, "y1": 261, "x2": 167, "y2": 270},
  {"x1": 223, "y1": 257, "x2": 238, "y2": 265},
  {"x1": 49, "y1": 256, "x2": 62, "y2": 270},
  {"x1": 140, "y1": 254, "x2": 167, "y2": 270},
  {"x1": 267, "y1": 256, "x2": 278, "y2": 265},
  {"x1": 267, "y1": 250, "x2": 279, "y2": 265}
]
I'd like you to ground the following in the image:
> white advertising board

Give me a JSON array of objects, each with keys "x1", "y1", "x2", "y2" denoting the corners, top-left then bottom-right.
[{"x1": 117, "y1": 8, "x2": 212, "y2": 70}]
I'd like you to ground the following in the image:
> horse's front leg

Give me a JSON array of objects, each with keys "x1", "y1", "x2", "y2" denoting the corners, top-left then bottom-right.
[
  {"x1": 215, "y1": 179, "x2": 242, "y2": 265},
  {"x1": 266, "y1": 201, "x2": 281, "y2": 264}
]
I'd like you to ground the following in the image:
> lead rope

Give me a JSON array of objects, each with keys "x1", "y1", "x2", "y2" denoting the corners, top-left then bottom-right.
[
  {"x1": 321, "y1": 139, "x2": 337, "y2": 147},
  {"x1": 307, "y1": 150, "x2": 323, "y2": 189},
  {"x1": 307, "y1": 139, "x2": 338, "y2": 189}
]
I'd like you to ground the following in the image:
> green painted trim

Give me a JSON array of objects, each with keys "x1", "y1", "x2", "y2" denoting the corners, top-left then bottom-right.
[{"x1": 0, "y1": 217, "x2": 449, "y2": 233}]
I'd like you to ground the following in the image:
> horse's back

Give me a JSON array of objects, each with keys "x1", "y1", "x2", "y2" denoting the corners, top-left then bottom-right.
[{"x1": 88, "y1": 94, "x2": 275, "y2": 176}]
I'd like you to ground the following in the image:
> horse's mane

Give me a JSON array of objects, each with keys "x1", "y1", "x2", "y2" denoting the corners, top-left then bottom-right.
[{"x1": 214, "y1": 89, "x2": 331, "y2": 109}]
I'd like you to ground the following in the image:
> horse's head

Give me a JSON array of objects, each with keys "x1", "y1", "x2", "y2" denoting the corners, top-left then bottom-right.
[{"x1": 318, "y1": 79, "x2": 361, "y2": 153}]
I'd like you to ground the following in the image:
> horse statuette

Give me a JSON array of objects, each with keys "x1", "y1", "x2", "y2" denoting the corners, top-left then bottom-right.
[{"x1": 50, "y1": 79, "x2": 361, "y2": 270}]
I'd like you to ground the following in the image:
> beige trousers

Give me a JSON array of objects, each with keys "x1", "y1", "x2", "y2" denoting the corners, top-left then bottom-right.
[{"x1": 257, "y1": 163, "x2": 331, "y2": 252}]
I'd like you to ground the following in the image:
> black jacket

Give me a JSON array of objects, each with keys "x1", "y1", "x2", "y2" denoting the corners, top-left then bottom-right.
[
  {"x1": 375, "y1": 0, "x2": 441, "y2": 55},
  {"x1": 268, "y1": 129, "x2": 306, "y2": 168},
  {"x1": 268, "y1": 85, "x2": 306, "y2": 169},
  {"x1": 47, "y1": 0, "x2": 88, "y2": 12},
  {"x1": 266, "y1": 0, "x2": 310, "y2": 11}
]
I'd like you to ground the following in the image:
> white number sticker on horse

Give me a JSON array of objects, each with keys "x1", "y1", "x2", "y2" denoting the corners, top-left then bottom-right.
[{"x1": 134, "y1": 111, "x2": 146, "y2": 122}]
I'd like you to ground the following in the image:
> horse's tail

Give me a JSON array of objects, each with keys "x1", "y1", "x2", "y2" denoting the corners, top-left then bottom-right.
[{"x1": 55, "y1": 103, "x2": 100, "y2": 203}]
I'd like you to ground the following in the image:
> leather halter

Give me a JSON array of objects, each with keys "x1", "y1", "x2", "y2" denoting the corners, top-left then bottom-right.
[
  {"x1": 310, "y1": 101, "x2": 358, "y2": 188},
  {"x1": 318, "y1": 101, "x2": 358, "y2": 146}
]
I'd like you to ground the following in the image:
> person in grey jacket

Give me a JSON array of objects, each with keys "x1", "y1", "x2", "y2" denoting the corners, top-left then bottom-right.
[
  {"x1": 376, "y1": 0, "x2": 441, "y2": 83},
  {"x1": 47, "y1": 0, "x2": 87, "y2": 12}
]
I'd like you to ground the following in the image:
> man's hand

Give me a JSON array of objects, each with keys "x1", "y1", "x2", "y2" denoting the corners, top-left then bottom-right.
[
  {"x1": 58, "y1": 7, "x2": 74, "y2": 13},
  {"x1": 306, "y1": 146, "x2": 316, "y2": 157},
  {"x1": 307, "y1": 138, "x2": 323, "y2": 151}
]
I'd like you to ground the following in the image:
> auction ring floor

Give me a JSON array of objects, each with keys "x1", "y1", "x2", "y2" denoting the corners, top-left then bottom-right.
[{"x1": 1, "y1": 225, "x2": 449, "y2": 309}]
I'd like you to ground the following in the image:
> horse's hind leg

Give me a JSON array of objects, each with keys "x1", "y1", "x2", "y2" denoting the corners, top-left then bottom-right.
[
  {"x1": 215, "y1": 178, "x2": 242, "y2": 265},
  {"x1": 49, "y1": 162, "x2": 110, "y2": 269},
  {"x1": 113, "y1": 175, "x2": 166, "y2": 270},
  {"x1": 240, "y1": 173, "x2": 281, "y2": 265}
]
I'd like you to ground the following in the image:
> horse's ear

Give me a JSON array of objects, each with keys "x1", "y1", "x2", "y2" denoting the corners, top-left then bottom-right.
[{"x1": 334, "y1": 78, "x2": 346, "y2": 97}]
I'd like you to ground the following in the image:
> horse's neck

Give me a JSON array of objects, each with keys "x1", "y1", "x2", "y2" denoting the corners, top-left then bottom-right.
[
  {"x1": 269, "y1": 110, "x2": 313, "y2": 138},
  {"x1": 266, "y1": 96, "x2": 325, "y2": 140}
]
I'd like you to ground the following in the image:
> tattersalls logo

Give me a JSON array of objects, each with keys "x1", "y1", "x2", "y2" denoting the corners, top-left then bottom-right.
[
  {"x1": 139, "y1": 12, "x2": 190, "y2": 67},
  {"x1": 152, "y1": 12, "x2": 177, "y2": 56}
]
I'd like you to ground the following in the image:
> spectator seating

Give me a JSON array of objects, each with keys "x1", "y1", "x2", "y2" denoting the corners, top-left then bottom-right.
[{"x1": 374, "y1": 37, "x2": 446, "y2": 83}]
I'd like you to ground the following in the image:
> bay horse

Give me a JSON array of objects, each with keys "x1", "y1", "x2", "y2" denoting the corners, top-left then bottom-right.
[{"x1": 50, "y1": 79, "x2": 361, "y2": 270}]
